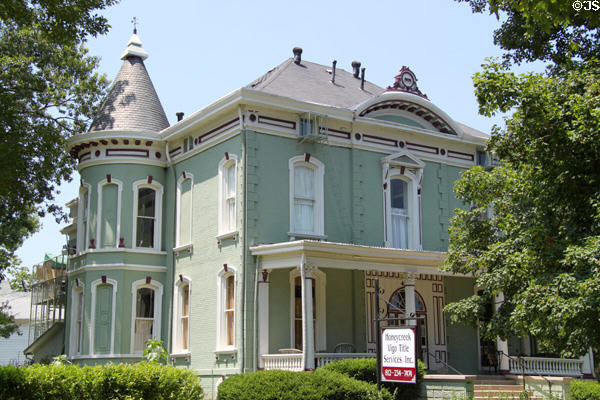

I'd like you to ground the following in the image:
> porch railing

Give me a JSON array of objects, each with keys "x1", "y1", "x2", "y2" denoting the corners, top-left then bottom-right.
[
  {"x1": 261, "y1": 352, "x2": 375, "y2": 371},
  {"x1": 508, "y1": 356, "x2": 583, "y2": 377}
]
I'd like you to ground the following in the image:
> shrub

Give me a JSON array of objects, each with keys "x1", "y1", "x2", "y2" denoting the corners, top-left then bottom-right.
[
  {"x1": 321, "y1": 358, "x2": 426, "y2": 400},
  {"x1": 0, "y1": 362, "x2": 204, "y2": 400},
  {"x1": 217, "y1": 368, "x2": 392, "y2": 400},
  {"x1": 571, "y1": 380, "x2": 600, "y2": 400}
]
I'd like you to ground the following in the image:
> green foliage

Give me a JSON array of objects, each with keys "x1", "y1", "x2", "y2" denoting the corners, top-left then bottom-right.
[
  {"x1": 0, "y1": 362, "x2": 204, "y2": 400},
  {"x1": 6, "y1": 265, "x2": 36, "y2": 292},
  {"x1": 143, "y1": 339, "x2": 169, "y2": 363},
  {"x1": 443, "y1": 59, "x2": 600, "y2": 356},
  {"x1": 0, "y1": 0, "x2": 115, "y2": 283},
  {"x1": 571, "y1": 380, "x2": 600, "y2": 400},
  {"x1": 0, "y1": 301, "x2": 19, "y2": 338},
  {"x1": 455, "y1": 0, "x2": 600, "y2": 66},
  {"x1": 217, "y1": 368, "x2": 392, "y2": 400},
  {"x1": 321, "y1": 358, "x2": 426, "y2": 400}
]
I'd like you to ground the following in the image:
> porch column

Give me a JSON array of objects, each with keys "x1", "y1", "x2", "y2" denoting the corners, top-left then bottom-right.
[
  {"x1": 301, "y1": 258, "x2": 315, "y2": 370},
  {"x1": 495, "y1": 291, "x2": 510, "y2": 373},
  {"x1": 257, "y1": 269, "x2": 270, "y2": 369},
  {"x1": 403, "y1": 272, "x2": 418, "y2": 327}
]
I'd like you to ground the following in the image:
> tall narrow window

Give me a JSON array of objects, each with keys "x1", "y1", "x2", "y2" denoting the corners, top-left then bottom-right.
[
  {"x1": 82, "y1": 190, "x2": 89, "y2": 248},
  {"x1": 176, "y1": 173, "x2": 193, "y2": 248},
  {"x1": 218, "y1": 155, "x2": 238, "y2": 236},
  {"x1": 134, "y1": 287, "x2": 155, "y2": 352},
  {"x1": 288, "y1": 156, "x2": 325, "y2": 238},
  {"x1": 78, "y1": 185, "x2": 90, "y2": 252},
  {"x1": 289, "y1": 269, "x2": 326, "y2": 351},
  {"x1": 137, "y1": 188, "x2": 155, "y2": 248},
  {"x1": 173, "y1": 279, "x2": 190, "y2": 353},
  {"x1": 97, "y1": 179, "x2": 122, "y2": 249},
  {"x1": 391, "y1": 179, "x2": 408, "y2": 249},
  {"x1": 293, "y1": 276, "x2": 316, "y2": 350},
  {"x1": 90, "y1": 278, "x2": 117, "y2": 356},
  {"x1": 217, "y1": 268, "x2": 236, "y2": 350},
  {"x1": 70, "y1": 284, "x2": 85, "y2": 356}
]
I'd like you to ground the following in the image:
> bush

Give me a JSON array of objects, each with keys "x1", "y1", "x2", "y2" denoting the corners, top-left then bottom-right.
[
  {"x1": 0, "y1": 362, "x2": 204, "y2": 400},
  {"x1": 321, "y1": 358, "x2": 426, "y2": 400},
  {"x1": 571, "y1": 380, "x2": 600, "y2": 400},
  {"x1": 217, "y1": 369, "x2": 392, "y2": 400}
]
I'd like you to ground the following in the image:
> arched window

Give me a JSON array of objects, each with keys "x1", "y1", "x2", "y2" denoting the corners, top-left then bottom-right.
[
  {"x1": 69, "y1": 281, "x2": 85, "y2": 356},
  {"x1": 90, "y1": 278, "x2": 117, "y2": 355},
  {"x1": 387, "y1": 288, "x2": 428, "y2": 366},
  {"x1": 132, "y1": 179, "x2": 163, "y2": 250},
  {"x1": 217, "y1": 267, "x2": 236, "y2": 350},
  {"x1": 173, "y1": 277, "x2": 191, "y2": 353},
  {"x1": 288, "y1": 155, "x2": 325, "y2": 239},
  {"x1": 176, "y1": 172, "x2": 193, "y2": 248},
  {"x1": 382, "y1": 151, "x2": 424, "y2": 250},
  {"x1": 96, "y1": 178, "x2": 123, "y2": 248},
  {"x1": 77, "y1": 183, "x2": 91, "y2": 252},
  {"x1": 130, "y1": 279, "x2": 163, "y2": 353},
  {"x1": 218, "y1": 155, "x2": 238, "y2": 236}
]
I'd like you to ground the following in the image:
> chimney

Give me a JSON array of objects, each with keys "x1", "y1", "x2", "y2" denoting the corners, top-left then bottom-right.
[
  {"x1": 352, "y1": 61, "x2": 361, "y2": 78},
  {"x1": 176, "y1": 112, "x2": 184, "y2": 122},
  {"x1": 331, "y1": 60, "x2": 337, "y2": 84},
  {"x1": 360, "y1": 68, "x2": 365, "y2": 90},
  {"x1": 293, "y1": 47, "x2": 303, "y2": 64}
]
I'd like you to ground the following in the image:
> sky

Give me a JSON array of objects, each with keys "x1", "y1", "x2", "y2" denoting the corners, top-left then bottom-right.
[{"x1": 15, "y1": 0, "x2": 543, "y2": 268}]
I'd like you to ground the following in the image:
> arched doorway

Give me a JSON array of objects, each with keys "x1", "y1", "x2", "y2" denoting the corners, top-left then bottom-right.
[{"x1": 387, "y1": 288, "x2": 429, "y2": 367}]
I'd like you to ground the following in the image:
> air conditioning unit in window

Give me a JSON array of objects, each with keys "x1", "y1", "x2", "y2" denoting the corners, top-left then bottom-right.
[{"x1": 298, "y1": 112, "x2": 328, "y2": 143}]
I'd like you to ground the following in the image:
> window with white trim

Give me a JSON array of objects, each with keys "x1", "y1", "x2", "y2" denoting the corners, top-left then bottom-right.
[
  {"x1": 130, "y1": 279, "x2": 163, "y2": 354},
  {"x1": 90, "y1": 278, "x2": 117, "y2": 355},
  {"x1": 382, "y1": 151, "x2": 424, "y2": 250},
  {"x1": 132, "y1": 180, "x2": 163, "y2": 250},
  {"x1": 70, "y1": 283, "x2": 84, "y2": 356},
  {"x1": 288, "y1": 155, "x2": 325, "y2": 238},
  {"x1": 217, "y1": 268, "x2": 236, "y2": 350},
  {"x1": 78, "y1": 184, "x2": 90, "y2": 252},
  {"x1": 176, "y1": 173, "x2": 193, "y2": 248},
  {"x1": 218, "y1": 155, "x2": 237, "y2": 236},
  {"x1": 97, "y1": 179, "x2": 122, "y2": 249},
  {"x1": 173, "y1": 278, "x2": 190, "y2": 353}
]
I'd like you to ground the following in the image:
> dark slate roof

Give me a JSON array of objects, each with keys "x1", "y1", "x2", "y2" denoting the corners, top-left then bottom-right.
[
  {"x1": 247, "y1": 58, "x2": 385, "y2": 109},
  {"x1": 88, "y1": 55, "x2": 169, "y2": 133}
]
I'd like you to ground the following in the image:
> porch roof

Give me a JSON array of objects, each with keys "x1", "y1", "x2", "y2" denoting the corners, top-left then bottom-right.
[{"x1": 250, "y1": 240, "x2": 456, "y2": 275}]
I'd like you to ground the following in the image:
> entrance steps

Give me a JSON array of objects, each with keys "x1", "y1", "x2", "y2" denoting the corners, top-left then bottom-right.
[{"x1": 473, "y1": 376, "x2": 540, "y2": 400}]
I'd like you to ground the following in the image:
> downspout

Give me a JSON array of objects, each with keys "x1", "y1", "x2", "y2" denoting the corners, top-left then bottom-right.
[
  {"x1": 166, "y1": 141, "x2": 177, "y2": 356},
  {"x1": 238, "y1": 104, "x2": 248, "y2": 372}
]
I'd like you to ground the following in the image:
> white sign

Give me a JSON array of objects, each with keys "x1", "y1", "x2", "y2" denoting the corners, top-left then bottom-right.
[{"x1": 381, "y1": 327, "x2": 416, "y2": 383}]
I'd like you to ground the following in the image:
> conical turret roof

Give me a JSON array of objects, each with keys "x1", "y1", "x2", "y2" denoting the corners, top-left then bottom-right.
[{"x1": 88, "y1": 33, "x2": 169, "y2": 133}]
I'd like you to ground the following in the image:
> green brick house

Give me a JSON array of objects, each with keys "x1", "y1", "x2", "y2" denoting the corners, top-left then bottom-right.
[{"x1": 25, "y1": 33, "x2": 594, "y2": 398}]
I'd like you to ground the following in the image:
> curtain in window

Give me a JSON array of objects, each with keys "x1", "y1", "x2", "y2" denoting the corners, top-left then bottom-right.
[
  {"x1": 391, "y1": 179, "x2": 408, "y2": 248},
  {"x1": 137, "y1": 188, "x2": 155, "y2": 247},
  {"x1": 134, "y1": 288, "x2": 154, "y2": 352},
  {"x1": 294, "y1": 166, "x2": 315, "y2": 233}
]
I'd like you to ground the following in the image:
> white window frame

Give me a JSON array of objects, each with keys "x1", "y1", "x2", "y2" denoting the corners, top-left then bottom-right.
[
  {"x1": 288, "y1": 155, "x2": 325, "y2": 239},
  {"x1": 77, "y1": 182, "x2": 91, "y2": 253},
  {"x1": 382, "y1": 151, "x2": 424, "y2": 250},
  {"x1": 175, "y1": 172, "x2": 194, "y2": 248},
  {"x1": 289, "y1": 268, "x2": 326, "y2": 352},
  {"x1": 96, "y1": 178, "x2": 123, "y2": 249},
  {"x1": 172, "y1": 276, "x2": 191, "y2": 354},
  {"x1": 130, "y1": 279, "x2": 164, "y2": 354},
  {"x1": 89, "y1": 278, "x2": 118, "y2": 355},
  {"x1": 217, "y1": 155, "x2": 238, "y2": 237},
  {"x1": 216, "y1": 266, "x2": 237, "y2": 352},
  {"x1": 69, "y1": 281, "x2": 85, "y2": 356},
  {"x1": 132, "y1": 179, "x2": 164, "y2": 251}
]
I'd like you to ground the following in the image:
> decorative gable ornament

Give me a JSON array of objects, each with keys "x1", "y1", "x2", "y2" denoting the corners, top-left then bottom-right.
[{"x1": 386, "y1": 66, "x2": 429, "y2": 100}]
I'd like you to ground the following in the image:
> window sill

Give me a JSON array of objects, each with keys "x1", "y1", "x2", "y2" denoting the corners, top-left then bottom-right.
[
  {"x1": 173, "y1": 243, "x2": 193, "y2": 255},
  {"x1": 216, "y1": 231, "x2": 239, "y2": 242},
  {"x1": 214, "y1": 348, "x2": 238, "y2": 356},
  {"x1": 70, "y1": 248, "x2": 167, "y2": 258},
  {"x1": 288, "y1": 232, "x2": 327, "y2": 241},
  {"x1": 170, "y1": 351, "x2": 191, "y2": 357}
]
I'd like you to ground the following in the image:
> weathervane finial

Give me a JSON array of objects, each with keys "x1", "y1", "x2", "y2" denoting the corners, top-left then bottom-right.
[{"x1": 131, "y1": 17, "x2": 138, "y2": 34}]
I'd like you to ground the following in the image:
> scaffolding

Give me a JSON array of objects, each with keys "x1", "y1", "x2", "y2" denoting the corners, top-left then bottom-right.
[{"x1": 27, "y1": 254, "x2": 67, "y2": 347}]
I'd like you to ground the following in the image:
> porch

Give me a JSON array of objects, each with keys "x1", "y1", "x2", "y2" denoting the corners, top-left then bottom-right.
[{"x1": 251, "y1": 240, "x2": 594, "y2": 379}]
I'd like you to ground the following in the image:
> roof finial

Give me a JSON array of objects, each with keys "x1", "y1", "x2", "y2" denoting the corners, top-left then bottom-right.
[{"x1": 131, "y1": 16, "x2": 138, "y2": 34}]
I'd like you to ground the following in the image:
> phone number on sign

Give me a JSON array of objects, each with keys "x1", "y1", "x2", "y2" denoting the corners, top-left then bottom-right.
[{"x1": 382, "y1": 367, "x2": 416, "y2": 382}]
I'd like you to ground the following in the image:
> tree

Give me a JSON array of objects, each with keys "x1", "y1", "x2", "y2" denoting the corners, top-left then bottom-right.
[
  {"x1": 444, "y1": 1, "x2": 600, "y2": 357},
  {"x1": 456, "y1": 0, "x2": 600, "y2": 66},
  {"x1": 0, "y1": 0, "x2": 116, "y2": 282},
  {"x1": 0, "y1": 301, "x2": 20, "y2": 338}
]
